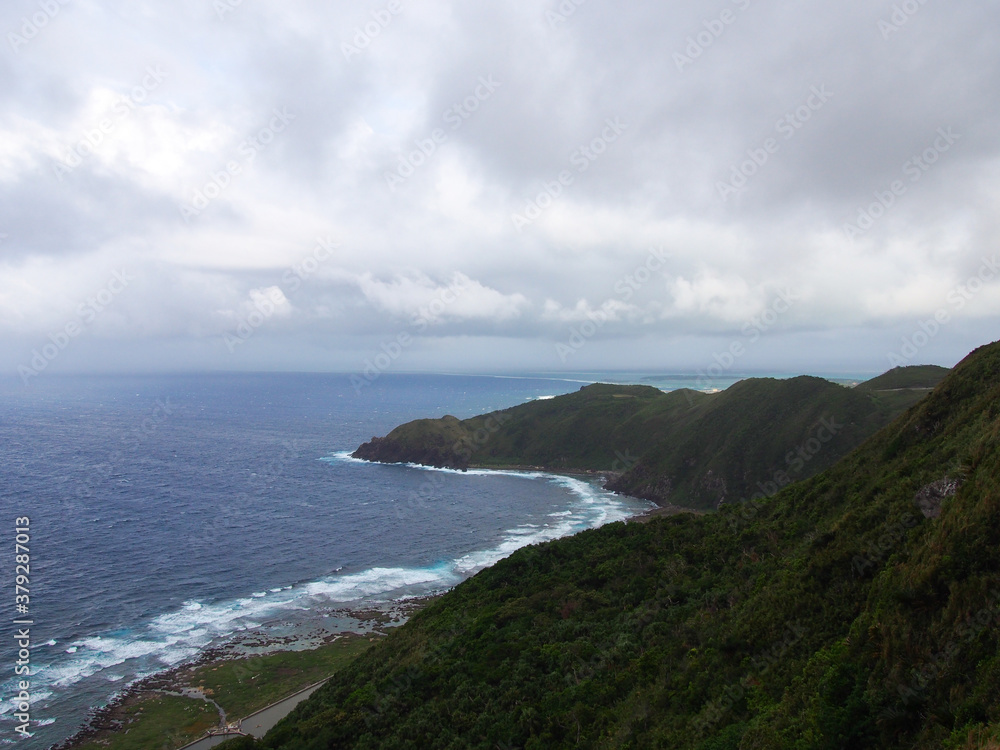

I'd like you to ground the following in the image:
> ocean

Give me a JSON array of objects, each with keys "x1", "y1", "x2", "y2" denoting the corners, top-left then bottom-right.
[
  {"x1": 0, "y1": 369, "x2": 876, "y2": 747},
  {"x1": 0, "y1": 372, "x2": 660, "y2": 748}
]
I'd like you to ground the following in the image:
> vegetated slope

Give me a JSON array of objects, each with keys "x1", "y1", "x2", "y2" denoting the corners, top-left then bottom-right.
[
  {"x1": 604, "y1": 376, "x2": 893, "y2": 509},
  {"x1": 353, "y1": 383, "x2": 707, "y2": 471},
  {"x1": 247, "y1": 341, "x2": 999, "y2": 749},
  {"x1": 854, "y1": 364, "x2": 952, "y2": 414},
  {"x1": 354, "y1": 368, "x2": 948, "y2": 511},
  {"x1": 856, "y1": 364, "x2": 951, "y2": 391}
]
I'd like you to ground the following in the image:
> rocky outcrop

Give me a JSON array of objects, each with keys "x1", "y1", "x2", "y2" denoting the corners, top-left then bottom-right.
[
  {"x1": 605, "y1": 466, "x2": 675, "y2": 507},
  {"x1": 352, "y1": 435, "x2": 469, "y2": 470},
  {"x1": 913, "y1": 477, "x2": 961, "y2": 518}
]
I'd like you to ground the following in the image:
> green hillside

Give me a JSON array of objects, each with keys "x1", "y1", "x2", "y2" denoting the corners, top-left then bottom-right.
[
  {"x1": 353, "y1": 382, "x2": 708, "y2": 471},
  {"x1": 605, "y1": 376, "x2": 893, "y2": 508},
  {"x1": 353, "y1": 366, "x2": 948, "y2": 510},
  {"x1": 458, "y1": 384, "x2": 699, "y2": 471},
  {"x1": 227, "y1": 342, "x2": 999, "y2": 749},
  {"x1": 856, "y1": 364, "x2": 951, "y2": 392}
]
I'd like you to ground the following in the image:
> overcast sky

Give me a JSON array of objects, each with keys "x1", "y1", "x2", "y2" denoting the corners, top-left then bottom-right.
[{"x1": 2, "y1": 0, "x2": 998, "y2": 382}]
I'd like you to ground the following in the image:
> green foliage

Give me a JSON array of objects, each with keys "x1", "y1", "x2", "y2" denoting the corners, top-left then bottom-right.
[
  {"x1": 856, "y1": 364, "x2": 951, "y2": 392},
  {"x1": 190, "y1": 636, "x2": 374, "y2": 719},
  {"x1": 251, "y1": 346, "x2": 999, "y2": 748},
  {"x1": 73, "y1": 694, "x2": 219, "y2": 750},
  {"x1": 608, "y1": 375, "x2": 899, "y2": 508},
  {"x1": 355, "y1": 367, "x2": 949, "y2": 511}
]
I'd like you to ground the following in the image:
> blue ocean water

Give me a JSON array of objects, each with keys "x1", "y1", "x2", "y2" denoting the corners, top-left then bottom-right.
[{"x1": 0, "y1": 372, "x2": 658, "y2": 748}]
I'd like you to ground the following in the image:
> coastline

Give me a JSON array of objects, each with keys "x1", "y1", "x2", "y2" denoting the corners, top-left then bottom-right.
[
  {"x1": 51, "y1": 465, "x2": 664, "y2": 749},
  {"x1": 360, "y1": 455, "x2": 682, "y2": 510},
  {"x1": 382, "y1": 458, "x2": 702, "y2": 523},
  {"x1": 353, "y1": 453, "x2": 705, "y2": 523},
  {"x1": 51, "y1": 598, "x2": 435, "y2": 750}
]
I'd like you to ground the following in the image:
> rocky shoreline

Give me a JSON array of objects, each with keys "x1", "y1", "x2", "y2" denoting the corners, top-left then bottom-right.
[{"x1": 50, "y1": 598, "x2": 433, "y2": 750}]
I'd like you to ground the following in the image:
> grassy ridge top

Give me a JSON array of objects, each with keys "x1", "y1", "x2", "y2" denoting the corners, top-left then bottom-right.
[
  {"x1": 241, "y1": 342, "x2": 998, "y2": 749},
  {"x1": 353, "y1": 367, "x2": 949, "y2": 510},
  {"x1": 353, "y1": 382, "x2": 705, "y2": 472},
  {"x1": 606, "y1": 375, "x2": 894, "y2": 508},
  {"x1": 856, "y1": 364, "x2": 952, "y2": 391}
]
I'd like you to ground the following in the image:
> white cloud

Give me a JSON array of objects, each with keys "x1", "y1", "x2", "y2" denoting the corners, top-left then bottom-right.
[
  {"x1": 0, "y1": 0, "x2": 997, "y2": 373},
  {"x1": 354, "y1": 271, "x2": 529, "y2": 323}
]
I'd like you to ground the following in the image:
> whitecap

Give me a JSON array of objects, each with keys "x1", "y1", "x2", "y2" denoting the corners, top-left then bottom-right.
[
  {"x1": 323, "y1": 451, "x2": 368, "y2": 465},
  {"x1": 20, "y1": 463, "x2": 649, "y2": 716}
]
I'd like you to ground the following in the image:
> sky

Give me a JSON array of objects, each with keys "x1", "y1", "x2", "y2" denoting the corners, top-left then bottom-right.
[{"x1": 1, "y1": 0, "x2": 999, "y2": 383}]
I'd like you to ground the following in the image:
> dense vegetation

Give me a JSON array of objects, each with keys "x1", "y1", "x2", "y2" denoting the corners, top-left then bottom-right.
[
  {"x1": 605, "y1": 375, "x2": 901, "y2": 508},
  {"x1": 853, "y1": 365, "x2": 953, "y2": 414},
  {"x1": 220, "y1": 343, "x2": 1000, "y2": 749},
  {"x1": 856, "y1": 364, "x2": 952, "y2": 392},
  {"x1": 354, "y1": 368, "x2": 948, "y2": 510}
]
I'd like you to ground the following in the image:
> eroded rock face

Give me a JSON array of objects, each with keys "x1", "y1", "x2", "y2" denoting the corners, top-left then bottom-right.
[
  {"x1": 352, "y1": 436, "x2": 468, "y2": 470},
  {"x1": 605, "y1": 466, "x2": 674, "y2": 507},
  {"x1": 913, "y1": 477, "x2": 961, "y2": 518}
]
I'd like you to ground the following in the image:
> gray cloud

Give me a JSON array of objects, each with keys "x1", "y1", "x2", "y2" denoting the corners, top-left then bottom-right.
[{"x1": 1, "y1": 0, "x2": 998, "y2": 379}]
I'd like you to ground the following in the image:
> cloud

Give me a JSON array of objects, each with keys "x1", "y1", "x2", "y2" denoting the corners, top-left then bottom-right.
[
  {"x1": 0, "y1": 0, "x2": 998, "y2": 374},
  {"x1": 355, "y1": 271, "x2": 529, "y2": 324}
]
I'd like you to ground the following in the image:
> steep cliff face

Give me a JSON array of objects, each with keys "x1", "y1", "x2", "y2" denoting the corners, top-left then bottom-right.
[
  {"x1": 353, "y1": 434, "x2": 461, "y2": 468},
  {"x1": 352, "y1": 413, "x2": 499, "y2": 469},
  {"x1": 352, "y1": 384, "x2": 685, "y2": 473}
]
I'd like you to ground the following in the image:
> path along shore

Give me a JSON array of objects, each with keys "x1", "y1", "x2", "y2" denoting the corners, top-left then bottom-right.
[{"x1": 178, "y1": 679, "x2": 329, "y2": 749}]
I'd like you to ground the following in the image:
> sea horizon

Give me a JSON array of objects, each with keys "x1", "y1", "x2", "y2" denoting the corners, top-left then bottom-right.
[{"x1": 2, "y1": 371, "x2": 658, "y2": 747}]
